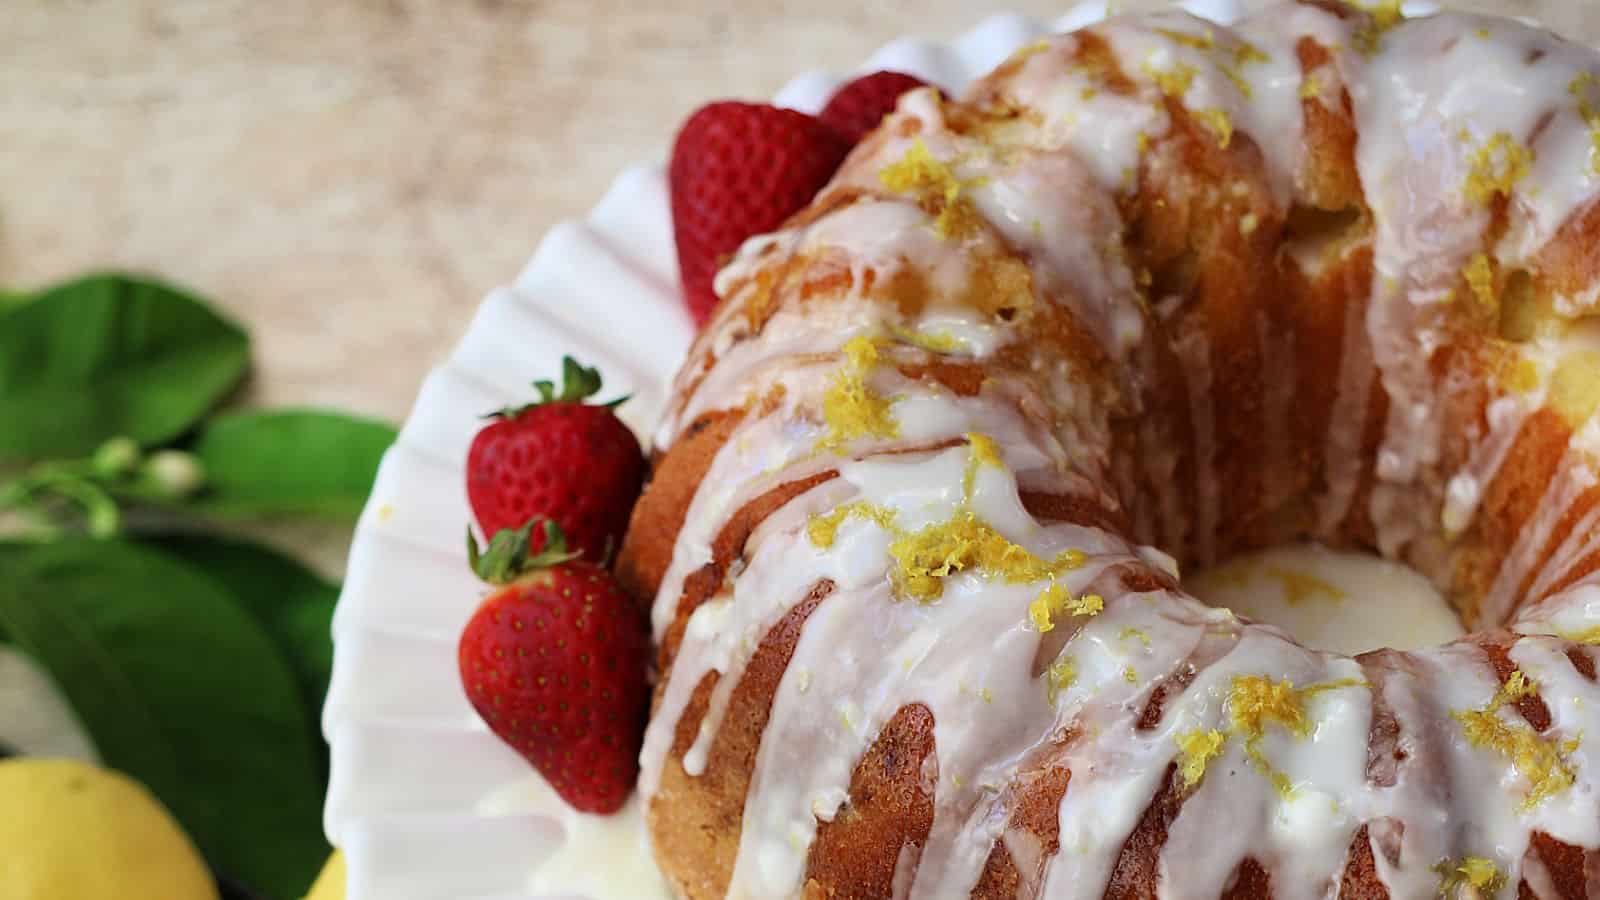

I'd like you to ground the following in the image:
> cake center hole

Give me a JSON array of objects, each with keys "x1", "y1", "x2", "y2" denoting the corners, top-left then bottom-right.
[{"x1": 1187, "y1": 543, "x2": 1465, "y2": 655}]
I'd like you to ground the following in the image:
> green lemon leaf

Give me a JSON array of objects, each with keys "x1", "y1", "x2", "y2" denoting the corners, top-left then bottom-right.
[
  {"x1": 0, "y1": 540, "x2": 327, "y2": 899},
  {"x1": 191, "y1": 410, "x2": 395, "y2": 520},
  {"x1": 152, "y1": 535, "x2": 337, "y2": 732},
  {"x1": 0, "y1": 274, "x2": 250, "y2": 462},
  {"x1": 0, "y1": 289, "x2": 31, "y2": 313}
]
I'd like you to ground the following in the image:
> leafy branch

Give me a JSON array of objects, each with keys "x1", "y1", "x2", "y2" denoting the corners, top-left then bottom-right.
[{"x1": 0, "y1": 272, "x2": 395, "y2": 899}]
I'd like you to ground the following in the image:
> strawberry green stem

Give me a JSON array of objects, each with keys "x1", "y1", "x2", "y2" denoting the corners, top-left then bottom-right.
[
  {"x1": 467, "y1": 518, "x2": 581, "y2": 585},
  {"x1": 488, "y1": 355, "x2": 629, "y2": 419}
]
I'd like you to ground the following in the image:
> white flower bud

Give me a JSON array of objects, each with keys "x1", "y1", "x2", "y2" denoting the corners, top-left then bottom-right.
[{"x1": 144, "y1": 451, "x2": 205, "y2": 498}]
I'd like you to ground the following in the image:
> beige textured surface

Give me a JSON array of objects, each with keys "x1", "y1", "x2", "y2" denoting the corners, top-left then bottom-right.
[
  {"x1": 1, "y1": 0, "x2": 1591, "y2": 572},
  {"x1": 6, "y1": 0, "x2": 1588, "y2": 420}
]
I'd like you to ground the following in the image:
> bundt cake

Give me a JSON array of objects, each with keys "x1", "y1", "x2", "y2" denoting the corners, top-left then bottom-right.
[{"x1": 616, "y1": 2, "x2": 1600, "y2": 896}]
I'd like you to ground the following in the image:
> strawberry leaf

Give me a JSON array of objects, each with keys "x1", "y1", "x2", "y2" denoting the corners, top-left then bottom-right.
[
  {"x1": 492, "y1": 355, "x2": 621, "y2": 418},
  {"x1": 469, "y1": 519, "x2": 578, "y2": 584}
]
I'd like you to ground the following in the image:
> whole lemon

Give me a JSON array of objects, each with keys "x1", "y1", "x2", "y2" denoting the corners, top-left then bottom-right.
[
  {"x1": 0, "y1": 758, "x2": 218, "y2": 900},
  {"x1": 305, "y1": 850, "x2": 346, "y2": 900}
]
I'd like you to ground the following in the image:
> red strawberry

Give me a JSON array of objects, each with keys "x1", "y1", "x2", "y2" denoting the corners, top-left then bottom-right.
[
  {"x1": 467, "y1": 357, "x2": 644, "y2": 563},
  {"x1": 669, "y1": 101, "x2": 851, "y2": 325},
  {"x1": 820, "y1": 71, "x2": 932, "y2": 144},
  {"x1": 459, "y1": 520, "x2": 651, "y2": 814}
]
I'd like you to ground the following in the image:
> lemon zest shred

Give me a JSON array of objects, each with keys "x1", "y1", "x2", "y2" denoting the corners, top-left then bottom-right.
[
  {"x1": 807, "y1": 501, "x2": 898, "y2": 549},
  {"x1": 1571, "y1": 72, "x2": 1600, "y2": 176},
  {"x1": 1142, "y1": 60, "x2": 1198, "y2": 99},
  {"x1": 878, "y1": 139, "x2": 986, "y2": 239},
  {"x1": 1230, "y1": 675, "x2": 1311, "y2": 740},
  {"x1": 1451, "y1": 669, "x2": 1576, "y2": 810},
  {"x1": 888, "y1": 322, "x2": 964, "y2": 354},
  {"x1": 1300, "y1": 73, "x2": 1324, "y2": 100},
  {"x1": 1463, "y1": 252, "x2": 1496, "y2": 311},
  {"x1": 1009, "y1": 39, "x2": 1053, "y2": 64},
  {"x1": 1156, "y1": 26, "x2": 1215, "y2": 50},
  {"x1": 1046, "y1": 657, "x2": 1077, "y2": 704},
  {"x1": 1176, "y1": 728, "x2": 1226, "y2": 788},
  {"x1": 1228, "y1": 676, "x2": 1364, "y2": 797},
  {"x1": 1194, "y1": 108, "x2": 1234, "y2": 149},
  {"x1": 1348, "y1": 0, "x2": 1404, "y2": 56},
  {"x1": 961, "y1": 431, "x2": 1004, "y2": 502},
  {"x1": 1233, "y1": 41, "x2": 1270, "y2": 65},
  {"x1": 817, "y1": 336, "x2": 899, "y2": 452},
  {"x1": 1028, "y1": 583, "x2": 1101, "y2": 632},
  {"x1": 1433, "y1": 855, "x2": 1506, "y2": 896},
  {"x1": 1124, "y1": 666, "x2": 1139, "y2": 683},
  {"x1": 889, "y1": 512, "x2": 1086, "y2": 603},
  {"x1": 968, "y1": 431, "x2": 1003, "y2": 469},
  {"x1": 1218, "y1": 62, "x2": 1254, "y2": 99},
  {"x1": 1119, "y1": 626, "x2": 1152, "y2": 647},
  {"x1": 1462, "y1": 132, "x2": 1533, "y2": 205}
]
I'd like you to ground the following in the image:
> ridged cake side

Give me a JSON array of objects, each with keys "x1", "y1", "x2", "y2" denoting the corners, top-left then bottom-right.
[{"x1": 618, "y1": 3, "x2": 1600, "y2": 896}]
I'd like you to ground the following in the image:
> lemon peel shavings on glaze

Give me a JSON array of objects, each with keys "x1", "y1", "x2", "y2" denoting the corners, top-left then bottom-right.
[
  {"x1": 1215, "y1": 40, "x2": 1269, "y2": 99},
  {"x1": 1571, "y1": 72, "x2": 1600, "y2": 176},
  {"x1": 818, "y1": 434, "x2": 1085, "y2": 603},
  {"x1": 1463, "y1": 132, "x2": 1533, "y2": 205},
  {"x1": 1218, "y1": 64, "x2": 1253, "y2": 99},
  {"x1": 967, "y1": 431, "x2": 1002, "y2": 468},
  {"x1": 1231, "y1": 675, "x2": 1312, "y2": 740},
  {"x1": 963, "y1": 431, "x2": 1004, "y2": 496},
  {"x1": 807, "y1": 501, "x2": 898, "y2": 549},
  {"x1": 1176, "y1": 729, "x2": 1226, "y2": 789},
  {"x1": 884, "y1": 434, "x2": 1086, "y2": 602},
  {"x1": 1156, "y1": 27, "x2": 1215, "y2": 50},
  {"x1": 1349, "y1": 0, "x2": 1404, "y2": 55},
  {"x1": 817, "y1": 336, "x2": 899, "y2": 452},
  {"x1": 1009, "y1": 39, "x2": 1053, "y2": 64},
  {"x1": 889, "y1": 322, "x2": 964, "y2": 354},
  {"x1": 1299, "y1": 73, "x2": 1324, "y2": 101},
  {"x1": 1463, "y1": 253, "x2": 1495, "y2": 311},
  {"x1": 1434, "y1": 856, "x2": 1505, "y2": 896},
  {"x1": 1193, "y1": 108, "x2": 1234, "y2": 150},
  {"x1": 1142, "y1": 60, "x2": 1197, "y2": 99},
  {"x1": 1029, "y1": 583, "x2": 1102, "y2": 633},
  {"x1": 890, "y1": 512, "x2": 1085, "y2": 602},
  {"x1": 1453, "y1": 669, "x2": 1576, "y2": 810},
  {"x1": 878, "y1": 139, "x2": 987, "y2": 239},
  {"x1": 1046, "y1": 657, "x2": 1077, "y2": 704},
  {"x1": 1228, "y1": 676, "x2": 1365, "y2": 798}
]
